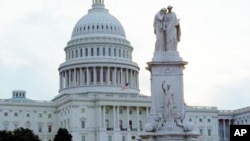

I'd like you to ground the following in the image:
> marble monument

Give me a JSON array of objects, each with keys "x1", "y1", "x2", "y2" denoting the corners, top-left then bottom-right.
[{"x1": 139, "y1": 5, "x2": 199, "y2": 141}]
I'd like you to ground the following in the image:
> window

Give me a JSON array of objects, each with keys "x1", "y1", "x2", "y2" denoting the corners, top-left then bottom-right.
[
  {"x1": 3, "y1": 123, "x2": 8, "y2": 131},
  {"x1": 85, "y1": 48, "x2": 88, "y2": 56},
  {"x1": 82, "y1": 136, "x2": 86, "y2": 141},
  {"x1": 25, "y1": 121, "x2": 31, "y2": 129},
  {"x1": 119, "y1": 109, "x2": 123, "y2": 114},
  {"x1": 189, "y1": 118, "x2": 192, "y2": 122},
  {"x1": 80, "y1": 48, "x2": 83, "y2": 57},
  {"x1": 139, "y1": 120, "x2": 143, "y2": 130},
  {"x1": 38, "y1": 125, "x2": 43, "y2": 133},
  {"x1": 81, "y1": 120, "x2": 85, "y2": 128},
  {"x1": 72, "y1": 50, "x2": 74, "y2": 58},
  {"x1": 139, "y1": 110, "x2": 142, "y2": 115},
  {"x1": 14, "y1": 124, "x2": 18, "y2": 130},
  {"x1": 48, "y1": 125, "x2": 52, "y2": 133},
  {"x1": 81, "y1": 109, "x2": 85, "y2": 113},
  {"x1": 207, "y1": 119, "x2": 211, "y2": 122},
  {"x1": 48, "y1": 114, "x2": 52, "y2": 118},
  {"x1": 208, "y1": 129, "x2": 211, "y2": 136},
  {"x1": 38, "y1": 113, "x2": 42, "y2": 118},
  {"x1": 4, "y1": 112, "x2": 8, "y2": 117},
  {"x1": 199, "y1": 118, "x2": 202, "y2": 122},
  {"x1": 119, "y1": 120, "x2": 123, "y2": 129},
  {"x1": 26, "y1": 113, "x2": 30, "y2": 117},
  {"x1": 122, "y1": 136, "x2": 126, "y2": 141},
  {"x1": 105, "y1": 120, "x2": 109, "y2": 128},
  {"x1": 76, "y1": 49, "x2": 78, "y2": 58},
  {"x1": 91, "y1": 48, "x2": 94, "y2": 56},
  {"x1": 105, "y1": 109, "x2": 109, "y2": 114},
  {"x1": 97, "y1": 48, "x2": 100, "y2": 56},
  {"x1": 14, "y1": 113, "x2": 18, "y2": 117},
  {"x1": 108, "y1": 135, "x2": 112, "y2": 141},
  {"x1": 114, "y1": 48, "x2": 116, "y2": 56},
  {"x1": 199, "y1": 129, "x2": 203, "y2": 135},
  {"x1": 103, "y1": 48, "x2": 105, "y2": 56},
  {"x1": 129, "y1": 109, "x2": 132, "y2": 114},
  {"x1": 108, "y1": 48, "x2": 111, "y2": 56},
  {"x1": 129, "y1": 120, "x2": 132, "y2": 130}
]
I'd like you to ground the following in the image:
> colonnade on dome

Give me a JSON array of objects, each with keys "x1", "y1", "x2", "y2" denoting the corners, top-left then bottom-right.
[{"x1": 59, "y1": 66, "x2": 139, "y2": 90}]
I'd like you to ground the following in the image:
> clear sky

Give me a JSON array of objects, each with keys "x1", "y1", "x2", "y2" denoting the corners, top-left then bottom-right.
[{"x1": 1, "y1": 0, "x2": 250, "y2": 110}]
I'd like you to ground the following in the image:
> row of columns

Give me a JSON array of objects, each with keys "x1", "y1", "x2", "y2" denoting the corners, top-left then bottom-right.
[
  {"x1": 59, "y1": 66, "x2": 139, "y2": 90},
  {"x1": 99, "y1": 105, "x2": 150, "y2": 131},
  {"x1": 219, "y1": 119, "x2": 233, "y2": 141}
]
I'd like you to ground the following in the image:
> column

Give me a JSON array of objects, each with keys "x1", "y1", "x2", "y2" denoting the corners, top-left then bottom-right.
[
  {"x1": 130, "y1": 70, "x2": 133, "y2": 88},
  {"x1": 94, "y1": 66, "x2": 96, "y2": 85},
  {"x1": 223, "y1": 119, "x2": 226, "y2": 140},
  {"x1": 127, "y1": 106, "x2": 130, "y2": 131},
  {"x1": 103, "y1": 105, "x2": 106, "y2": 128},
  {"x1": 65, "y1": 70, "x2": 68, "y2": 88},
  {"x1": 69, "y1": 69, "x2": 72, "y2": 87},
  {"x1": 87, "y1": 67, "x2": 90, "y2": 85},
  {"x1": 107, "y1": 67, "x2": 110, "y2": 85},
  {"x1": 146, "y1": 107, "x2": 149, "y2": 117},
  {"x1": 114, "y1": 67, "x2": 117, "y2": 85},
  {"x1": 99, "y1": 105, "x2": 102, "y2": 128},
  {"x1": 117, "y1": 106, "x2": 120, "y2": 129},
  {"x1": 113, "y1": 106, "x2": 116, "y2": 129},
  {"x1": 59, "y1": 72, "x2": 62, "y2": 89},
  {"x1": 80, "y1": 68, "x2": 83, "y2": 86},
  {"x1": 136, "y1": 72, "x2": 139, "y2": 88},
  {"x1": 100, "y1": 67, "x2": 103, "y2": 85},
  {"x1": 126, "y1": 69, "x2": 128, "y2": 83},
  {"x1": 121, "y1": 68, "x2": 124, "y2": 85},
  {"x1": 137, "y1": 107, "x2": 140, "y2": 131}
]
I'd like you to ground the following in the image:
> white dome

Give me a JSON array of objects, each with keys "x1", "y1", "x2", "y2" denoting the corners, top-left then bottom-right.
[{"x1": 71, "y1": 4, "x2": 126, "y2": 39}]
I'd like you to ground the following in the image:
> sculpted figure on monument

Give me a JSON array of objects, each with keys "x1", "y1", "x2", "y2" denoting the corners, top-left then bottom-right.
[
  {"x1": 163, "y1": 5, "x2": 181, "y2": 51},
  {"x1": 154, "y1": 8, "x2": 167, "y2": 52},
  {"x1": 162, "y1": 80, "x2": 174, "y2": 120}
]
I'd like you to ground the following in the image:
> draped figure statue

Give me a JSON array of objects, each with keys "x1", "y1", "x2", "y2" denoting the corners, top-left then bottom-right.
[
  {"x1": 154, "y1": 6, "x2": 181, "y2": 52},
  {"x1": 154, "y1": 8, "x2": 167, "y2": 52},
  {"x1": 163, "y1": 5, "x2": 181, "y2": 51}
]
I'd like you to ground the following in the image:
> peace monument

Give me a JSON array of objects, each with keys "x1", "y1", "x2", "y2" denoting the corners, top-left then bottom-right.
[{"x1": 139, "y1": 5, "x2": 200, "y2": 141}]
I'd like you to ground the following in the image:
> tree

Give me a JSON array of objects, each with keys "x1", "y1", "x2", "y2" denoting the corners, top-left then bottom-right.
[
  {"x1": 0, "y1": 128, "x2": 40, "y2": 141},
  {"x1": 54, "y1": 128, "x2": 72, "y2": 141},
  {"x1": 0, "y1": 130, "x2": 14, "y2": 141},
  {"x1": 12, "y1": 128, "x2": 40, "y2": 141}
]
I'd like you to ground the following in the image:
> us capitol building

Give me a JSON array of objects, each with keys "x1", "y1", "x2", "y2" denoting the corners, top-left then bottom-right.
[{"x1": 0, "y1": 1, "x2": 249, "y2": 141}]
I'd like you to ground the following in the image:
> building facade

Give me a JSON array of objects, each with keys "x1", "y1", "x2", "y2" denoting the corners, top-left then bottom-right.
[{"x1": 0, "y1": 1, "x2": 249, "y2": 141}]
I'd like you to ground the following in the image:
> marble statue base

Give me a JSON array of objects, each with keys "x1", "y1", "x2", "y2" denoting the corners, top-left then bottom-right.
[
  {"x1": 152, "y1": 51, "x2": 182, "y2": 62},
  {"x1": 139, "y1": 130, "x2": 199, "y2": 141}
]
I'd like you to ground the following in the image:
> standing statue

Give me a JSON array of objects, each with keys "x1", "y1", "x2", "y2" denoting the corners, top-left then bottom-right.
[
  {"x1": 162, "y1": 80, "x2": 174, "y2": 120},
  {"x1": 154, "y1": 8, "x2": 167, "y2": 52},
  {"x1": 163, "y1": 5, "x2": 181, "y2": 51}
]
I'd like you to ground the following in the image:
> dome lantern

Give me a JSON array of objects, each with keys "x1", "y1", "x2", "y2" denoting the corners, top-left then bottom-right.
[{"x1": 92, "y1": 0, "x2": 105, "y2": 8}]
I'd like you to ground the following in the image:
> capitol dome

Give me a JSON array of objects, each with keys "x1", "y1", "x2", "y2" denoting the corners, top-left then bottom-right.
[
  {"x1": 71, "y1": 2, "x2": 126, "y2": 39},
  {"x1": 58, "y1": 0, "x2": 140, "y2": 96}
]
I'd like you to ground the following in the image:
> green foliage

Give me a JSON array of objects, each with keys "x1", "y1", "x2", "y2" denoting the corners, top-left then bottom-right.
[
  {"x1": 0, "y1": 128, "x2": 40, "y2": 141},
  {"x1": 53, "y1": 128, "x2": 72, "y2": 141}
]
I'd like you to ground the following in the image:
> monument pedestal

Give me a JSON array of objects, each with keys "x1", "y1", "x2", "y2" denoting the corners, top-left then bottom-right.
[{"x1": 139, "y1": 51, "x2": 199, "y2": 141}]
